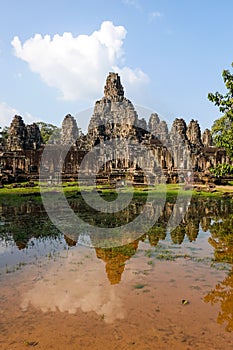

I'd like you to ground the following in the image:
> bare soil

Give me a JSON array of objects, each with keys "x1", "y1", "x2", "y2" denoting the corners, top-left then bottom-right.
[{"x1": 0, "y1": 246, "x2": 232, "y2": 350}]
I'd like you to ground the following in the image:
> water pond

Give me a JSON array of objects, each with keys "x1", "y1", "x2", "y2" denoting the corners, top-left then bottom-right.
[{"x1": 0, "y1": 194, "x2": 232, "y2": 350}]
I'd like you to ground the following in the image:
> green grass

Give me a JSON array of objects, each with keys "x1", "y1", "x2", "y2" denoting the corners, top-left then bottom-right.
[
  {"x1": 0, "y1": 182, "x2": 186, "y2": 196},
  {"x1": 133, "y1": 283, "x2": 146, "y2": 289},
  {"x1": 147, "y1": 260, "x2": 154, "y2": 265},
  {"x1": 0, "y1": 181, "x2": 232, "y2": 206}
]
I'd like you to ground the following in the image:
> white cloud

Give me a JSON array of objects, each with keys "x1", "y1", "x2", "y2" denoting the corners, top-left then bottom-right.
[
  {"x1": 0, "y1": 102, "x2": 36, "y2": 127},
  {"x1": 149, "y1": 11, "x2": 162, "y2": 22},
  {"x1": 11, "y1": 21, "x2": 149, "y2": 102},
  {"x1": 21, "y1": 248, "x2": 126, "y2": 323},
  {"x1": 0, "y1": 102, "x2": 18, "y2": 127},
  {"x1": 115, "y1": 66, "x2": 149, "y2": 85}
]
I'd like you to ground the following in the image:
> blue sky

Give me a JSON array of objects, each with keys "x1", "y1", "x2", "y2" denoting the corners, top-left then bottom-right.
[{"x1": 0, "y1": 0, "x2": 233, "y2": 132}]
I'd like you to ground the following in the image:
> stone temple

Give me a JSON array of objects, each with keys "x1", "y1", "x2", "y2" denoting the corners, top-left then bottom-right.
[{"x1": 0, "y1": 72, "x2": 229, "y2": 184}]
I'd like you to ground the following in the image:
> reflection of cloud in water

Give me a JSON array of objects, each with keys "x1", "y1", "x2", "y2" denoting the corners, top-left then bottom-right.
[{"x1": 21, "y1": 248, "x2": 125, "y2": 323}]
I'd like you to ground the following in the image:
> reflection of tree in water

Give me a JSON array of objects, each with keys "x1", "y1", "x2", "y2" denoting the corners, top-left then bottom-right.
[
  {"x1": 0, "y1": 209, "x2": 60, "y2": 249},
  {"x1": 204, "y1": 215, "x2": 233, "y2": 331},
  {"x1": 204, "y1": 269, "x2": 233, "y2": 332},
  {"x1": 208, "y1": 213, "x2": 233, "y2": 264}
]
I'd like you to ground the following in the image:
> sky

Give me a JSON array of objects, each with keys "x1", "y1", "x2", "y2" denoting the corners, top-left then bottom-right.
[{"x1": 0, "y1": 0, "x2": 233, "y2": 132}]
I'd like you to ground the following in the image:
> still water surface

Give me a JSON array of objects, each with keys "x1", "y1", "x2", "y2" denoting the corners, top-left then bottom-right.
[{"x1": 0, "y1": 195, "x2": 232, "y2": 349}]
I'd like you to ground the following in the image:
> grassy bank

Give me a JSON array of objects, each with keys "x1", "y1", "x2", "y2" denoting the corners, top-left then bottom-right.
[{"x1": 0, "y1": 181, "x2": 232, "y2": 206}]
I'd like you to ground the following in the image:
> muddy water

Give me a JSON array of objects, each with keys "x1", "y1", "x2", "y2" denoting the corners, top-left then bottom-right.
[{"x1": 0, "y1": 196, "x2": 232, "y2": 349}]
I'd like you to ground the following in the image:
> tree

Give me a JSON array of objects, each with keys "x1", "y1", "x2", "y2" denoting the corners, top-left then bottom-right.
[
  {"x1": 208, "y1": 62, "x2": 233, "y2": 159},
  {"x1": 209, "y1": 163, "x2": 233, "y2": 177},
  {"x1": 36, "y1": 122, "x2": 61, "y2": 144},
  {"x1": 211, "y1": 114, "x2": 233, "y2": 158},
  {"x1": 0, "y1": 126, "x2": 9, "y2": 145}
]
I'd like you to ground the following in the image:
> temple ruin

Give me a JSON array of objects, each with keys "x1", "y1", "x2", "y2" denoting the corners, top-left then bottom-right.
[{"x1": 0, "y1": 72, "x2": 229, "y2": 184}]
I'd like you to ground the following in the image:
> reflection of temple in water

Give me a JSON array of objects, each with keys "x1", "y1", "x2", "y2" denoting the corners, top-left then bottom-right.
[
  {"x1": 0, "y1": 197, "x2": 233, "y2": 285},
  {"x1": 95, "y1": 240, "x2": 139, "y2": 284},
  {"x1": 62, "y1": 233, "x2": 139, "y2": 284},
  {"x1": 0, "y1": 197, "x2": 232, "y2": 249}
]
